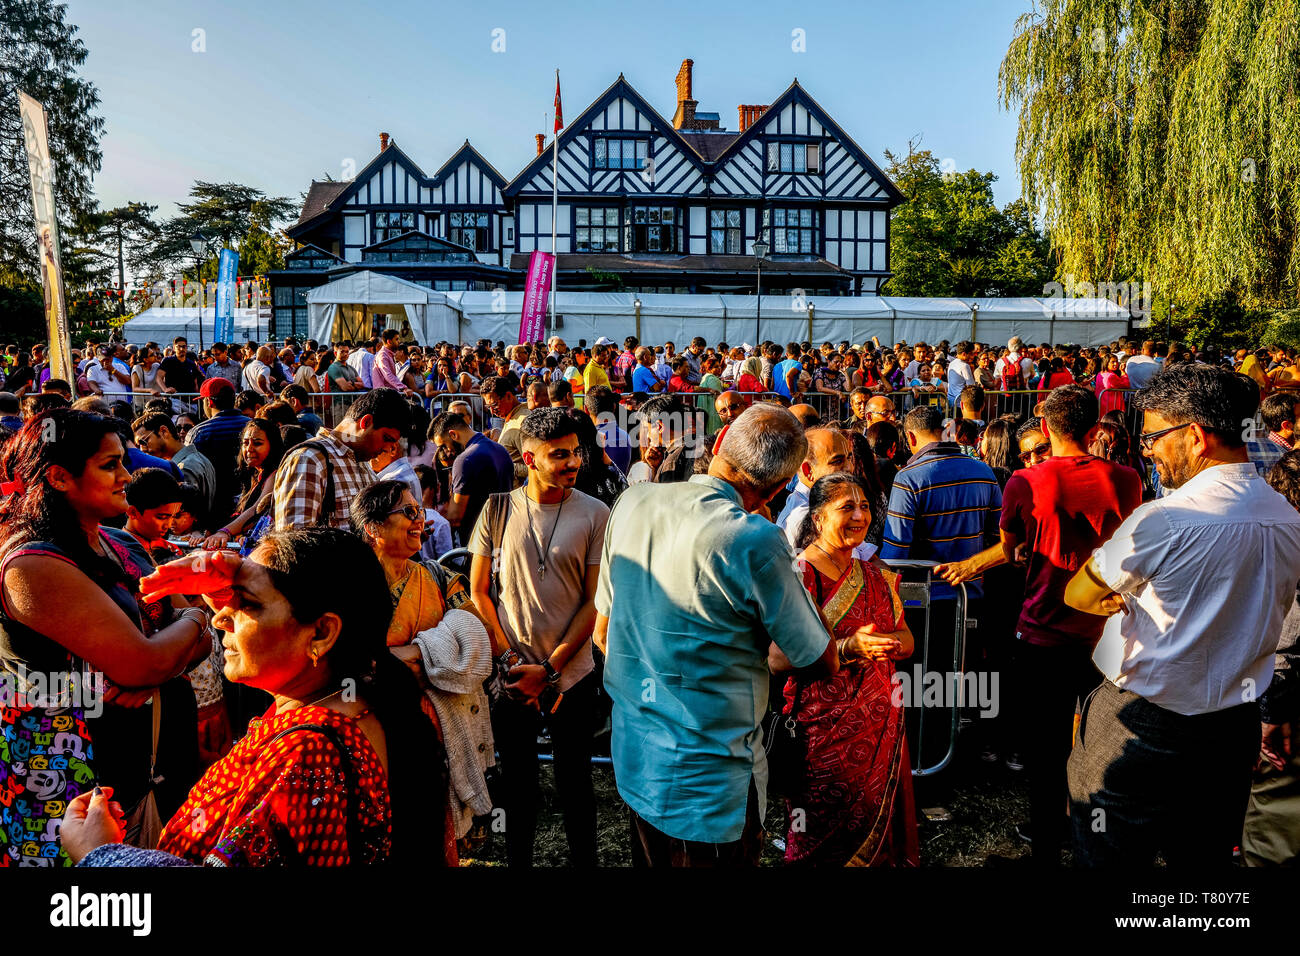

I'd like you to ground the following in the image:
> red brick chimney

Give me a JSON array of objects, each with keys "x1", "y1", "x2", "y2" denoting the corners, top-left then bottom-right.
[
  {"x1": 737, "y1": 105, "x2": 770, "y2": 133},
  {"x1": 673, "y1": 59, "x2": 697, "y2": 130},
  {"x1": 379, "y1": 132, "x2": 390, "y2": 151},
  {"x1": 535, "y1": 133, "x2": 545, "y2": 156}
]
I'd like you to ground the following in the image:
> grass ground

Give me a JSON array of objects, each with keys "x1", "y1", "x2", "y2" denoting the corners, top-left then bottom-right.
[{"x1": 463, "y1": 735, "x2": 1040, "y2": 867}]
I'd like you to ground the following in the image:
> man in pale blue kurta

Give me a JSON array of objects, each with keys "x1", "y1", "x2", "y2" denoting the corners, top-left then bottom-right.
[{"x1": 595, "y1": 473, "x2": 831, "y2": 849}]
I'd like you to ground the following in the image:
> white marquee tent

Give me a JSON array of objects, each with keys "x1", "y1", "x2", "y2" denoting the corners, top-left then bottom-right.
[
  {"x1": 307, "y1": 271, "x2": 453, "y2": 345},
  {"x1": 427, "y1": 292, "x2": 1133, "y2": 348},
  {"x1": 120, "y1": 307, "x2": 266, "y2": 346}
]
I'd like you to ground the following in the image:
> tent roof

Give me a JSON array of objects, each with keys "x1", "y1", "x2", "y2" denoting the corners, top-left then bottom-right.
[{"x1": 306, "y1": 270, "x2": 433, "y2": 305}]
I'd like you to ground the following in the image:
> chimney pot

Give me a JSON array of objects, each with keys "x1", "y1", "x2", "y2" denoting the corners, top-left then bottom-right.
[
  {"x1": 535, "y1": 133, "x2": 545, "y2": 156},
  {"x1": 676, "y1": 59, "x2": 694, "y2": 105},
  {"x1": 379, "y1": 132, "x2": 390, "y2": 151}
]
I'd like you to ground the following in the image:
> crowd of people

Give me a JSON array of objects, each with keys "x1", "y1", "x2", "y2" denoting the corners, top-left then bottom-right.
[{"x1": 1, "y1": 328, "x2": 1299, "y2": 869}]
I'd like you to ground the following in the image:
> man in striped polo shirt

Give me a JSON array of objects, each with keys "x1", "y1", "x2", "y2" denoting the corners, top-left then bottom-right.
[{"x1": 882, "y1": 403, "x2": 1003, "y2": 769}]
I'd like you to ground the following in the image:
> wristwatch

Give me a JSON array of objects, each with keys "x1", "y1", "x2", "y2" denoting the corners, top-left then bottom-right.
[{"x1": 541, "y1": 659, "x2": 562, "y2": 685}]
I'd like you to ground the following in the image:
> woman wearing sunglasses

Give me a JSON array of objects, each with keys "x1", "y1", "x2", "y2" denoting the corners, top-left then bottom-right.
[{"x1": 351, "y1": 479, "x2": 494, "y2": 865}]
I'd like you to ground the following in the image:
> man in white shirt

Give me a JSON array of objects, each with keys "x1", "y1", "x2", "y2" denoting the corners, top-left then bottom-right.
[
  {"x1": 348, "y1": 336, "x2": 379, "y2": 389},
  {"x1": 242, "y1": 345, "x2": 274, "y2": 396},
  {"x1": 87, "y1": 346, "x2": 131, "y2": 401},
  {"x1": 946, "y1": 340, "x2": 976, "y2": 409},
  {"x1": 1122, "y1": 340, "x2": 1161, "y2": 389},
  {"x1": 1064, "y1": 365, "x2": 1300, "y2": 866}
]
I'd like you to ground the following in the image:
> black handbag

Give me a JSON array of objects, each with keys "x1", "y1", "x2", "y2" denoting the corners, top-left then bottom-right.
[
  {"x1": 764, "y1": 564, "x2": 832, "y2": 796},
  {"x1": 763, "y1": 682, "x2": 805, "y2": 797}
]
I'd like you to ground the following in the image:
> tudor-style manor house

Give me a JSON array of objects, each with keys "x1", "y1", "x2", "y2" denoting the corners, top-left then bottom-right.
[{"x1": 270, "y1": 59, "x2": 902, "y2": 340}]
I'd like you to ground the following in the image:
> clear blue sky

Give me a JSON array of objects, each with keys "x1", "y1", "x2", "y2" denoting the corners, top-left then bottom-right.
[{"x1": 67, "y1": 0, "x2": 1032, "y2": 219}]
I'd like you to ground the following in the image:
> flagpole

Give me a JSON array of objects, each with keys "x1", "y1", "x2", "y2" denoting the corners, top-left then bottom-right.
[{"x1": 550, "y1": 69, "x2": 559, "y2": 341}]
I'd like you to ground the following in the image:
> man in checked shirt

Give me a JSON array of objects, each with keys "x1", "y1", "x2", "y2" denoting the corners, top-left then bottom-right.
[{"x1": 272, "y1": 388, "x2": 412, "y2": 530}]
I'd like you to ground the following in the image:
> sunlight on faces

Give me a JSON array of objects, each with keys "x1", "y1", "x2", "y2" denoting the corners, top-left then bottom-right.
[
  {"x1": 50, "y1": 433, "x2": 130, "y2": 522},
  {"x1": 813, "y1": 483, "x2": 871, "y2": 551},
  {"x1": 715, "y1": 393, "x2": 747, "y2": 426},
  {"x1": 133, "y1": 427, "x2": 159, "y2": 456},
  {"x1": 128, "y1": 502, "x2": 180, "y2": 541},
  {"x1": 1140, "y1": 410, "x2": 1194, "y2": 489},
  {"x1": 866, "y1": 396, "x2": 896, "y2": 423},
  {"x1": 523, "y1": 433, "x2": 580, "y2": 489},
  {"x1": 212, "y1": 548, "x2": 339, "y2": 691},
  {"x1": 803, "y1": 430, "x2": 853, "y2": 485},
  {"x1": 1018, "y1": 429, "x2": 1051, "y2": 467},
  {"x1": 367, "y1": 490, "x2": 424, "y2": 559},
  {"x1": 240, "y1": 425, "x2": 271, "y2": 470},
  {"x1": 351, "y1": 415, "x2": 402, "y2": 462}
]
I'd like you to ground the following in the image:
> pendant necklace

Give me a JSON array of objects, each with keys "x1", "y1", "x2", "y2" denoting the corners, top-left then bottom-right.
[{"x1": 525, "y1": 490, "x2": 567, "y2": 577}]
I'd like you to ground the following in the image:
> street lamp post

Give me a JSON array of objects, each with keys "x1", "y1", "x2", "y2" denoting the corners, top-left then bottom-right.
[
  {"x1": 188, "y1": 230, "x2": 214, "y2": 351},
  {"x1": 752, "y1": 239, "x2": 769, "y2": 351},
  {"x1": 634, "y1": 297, "x2": 642, "y2": 344}
]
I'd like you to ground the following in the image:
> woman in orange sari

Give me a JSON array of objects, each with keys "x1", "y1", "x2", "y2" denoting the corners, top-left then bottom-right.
[{"x1": 785, "y1": 473, "x2": 919, "y2": 866}]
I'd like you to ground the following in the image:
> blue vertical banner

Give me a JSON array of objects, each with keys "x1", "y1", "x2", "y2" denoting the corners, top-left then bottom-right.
[{"x1": 215, "y1": 248, "x2": 238, "y2": 344}]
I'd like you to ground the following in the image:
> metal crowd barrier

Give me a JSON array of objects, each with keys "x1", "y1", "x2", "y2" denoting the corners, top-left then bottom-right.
[{"x1": 882, "y1": 559, "x2": 968, "y2": 778}]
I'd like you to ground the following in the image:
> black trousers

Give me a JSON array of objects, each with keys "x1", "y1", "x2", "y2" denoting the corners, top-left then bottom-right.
[
  {"x1": 1068, "y1": 680, "x2": 1260, "y2": 867},
  {"x1": 490, "y1": 672, "x2": 598, "y2": 867},
  {"x1": 1013, "y1": 639, "x2": 1103, "y2": 865},
  {"x1": 628, "y1": 778, "x2": 763, "y2": 868}
]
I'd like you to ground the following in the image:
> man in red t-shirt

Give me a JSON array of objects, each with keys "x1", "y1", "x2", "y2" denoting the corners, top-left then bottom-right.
[{"x1": 1000, "y1": 384, "x2": 1142, "y2": 866}]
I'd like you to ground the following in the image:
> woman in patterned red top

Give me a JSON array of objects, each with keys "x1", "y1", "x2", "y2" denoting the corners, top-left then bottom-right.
[
  {"x1": 784, "y1": 473, "x2": 920, "y2": 867},
  {"x1": 61, "y1": 527, "x2": 447, "y2": 866}
]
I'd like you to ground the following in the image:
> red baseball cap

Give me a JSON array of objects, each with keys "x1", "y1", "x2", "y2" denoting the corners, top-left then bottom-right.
[{"x1": 199, "y1": 377, "x2": 234, "y2": 399}]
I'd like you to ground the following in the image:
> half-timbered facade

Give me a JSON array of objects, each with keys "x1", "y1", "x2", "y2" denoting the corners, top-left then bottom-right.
[{"x1": 271, "y1": 60, "x2": 901, "y2": 337}]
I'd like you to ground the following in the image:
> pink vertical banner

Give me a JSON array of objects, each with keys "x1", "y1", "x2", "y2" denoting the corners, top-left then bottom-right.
[{"x1": 519, "y1": 250, "x2": 554, "y2": 344}]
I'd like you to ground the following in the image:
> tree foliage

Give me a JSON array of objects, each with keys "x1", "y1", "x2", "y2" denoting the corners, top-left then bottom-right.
[
  {"x1": 142, "y1": 181, "x2": 297, "y2": 280},
  {"x1": 884, "y1": 144, "x2": 1054, "y2": 297},
  {"x1": 999, "y1": 0, "x2": 1300, "y2": 311},
  {"x1": 0, "y1": 0, "x2": 104, "y2": 275}
]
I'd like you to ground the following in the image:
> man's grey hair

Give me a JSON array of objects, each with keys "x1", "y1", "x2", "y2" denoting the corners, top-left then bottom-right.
[
  {"x1": 717, "y1": 404, "x2": 807, "y2": 489},
  {"x1": 1008, "y1": 336, "x2": 1022, "y2": 352}
]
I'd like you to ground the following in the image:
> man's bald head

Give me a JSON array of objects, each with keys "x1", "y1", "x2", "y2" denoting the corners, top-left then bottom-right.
[
  {"x1": 714, "y1": 404, "x2": 808, "y2": 497},
  {"x1": 788, "y1": 404, "x2": 822, "y2": 429},
  {"x1": 799, "y1": 427, "x2": 853, "y2": 488},
  {"x1": 865, "y1": 395, "x2": 896, "y2": 423}
]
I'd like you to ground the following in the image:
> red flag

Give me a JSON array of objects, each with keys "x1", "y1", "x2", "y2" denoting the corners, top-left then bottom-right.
[{"x1": 553, "y1": 70, "x2": 563, "y2": 132}]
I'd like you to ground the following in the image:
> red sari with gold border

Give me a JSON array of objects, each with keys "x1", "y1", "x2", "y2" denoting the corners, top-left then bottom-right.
[{"x1": 783, "y1": 558, "x2": 920, "y2": 866}]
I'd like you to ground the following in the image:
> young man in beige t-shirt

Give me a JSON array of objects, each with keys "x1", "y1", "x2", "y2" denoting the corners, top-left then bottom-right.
[{"x1": 467, "y1": 407, "x2": 609, "y2": 867}]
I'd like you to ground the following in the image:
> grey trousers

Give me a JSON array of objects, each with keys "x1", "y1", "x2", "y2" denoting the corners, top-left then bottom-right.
[{"x1": 1067, "y1": 680, "x2": 1258, "y2": 867}]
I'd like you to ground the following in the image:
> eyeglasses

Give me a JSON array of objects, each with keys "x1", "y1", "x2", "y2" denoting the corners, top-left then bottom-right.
[
  {"x1": 1137, "y1": 421, "x2": 1192, "y2": 452},
  {"x1": 1019, "y1": 442, "x2": 1051, "y2": 463},
  {"x1": 388, "y1": 505, "x2": 423, "y2": 521}
]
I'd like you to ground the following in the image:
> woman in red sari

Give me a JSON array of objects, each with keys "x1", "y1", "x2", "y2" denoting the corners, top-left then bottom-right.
[
  {"x1": 60, "y1": 527, "x2": 447, "y2": 867},
  {"x1": 785, "y1": 472, "x2": 919, "y2": 866}
]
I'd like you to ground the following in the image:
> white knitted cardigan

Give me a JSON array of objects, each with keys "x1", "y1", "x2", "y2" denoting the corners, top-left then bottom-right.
[{"x1": 412, "y1": 608, "x2": 496, "y2": 837}]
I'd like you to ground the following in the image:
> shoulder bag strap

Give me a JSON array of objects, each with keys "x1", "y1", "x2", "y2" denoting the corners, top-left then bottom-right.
[{"x1": 266, "y1": 722, "x2": 362, "y2": 865}]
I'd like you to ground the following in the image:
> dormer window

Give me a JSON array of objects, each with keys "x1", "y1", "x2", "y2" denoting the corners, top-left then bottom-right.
[
  {"x1": 766, "y1": 142, "x2": 821, "y2": 174},
  {"x1": 593, "y1": 137, "x2": 648, "y2": 171}
]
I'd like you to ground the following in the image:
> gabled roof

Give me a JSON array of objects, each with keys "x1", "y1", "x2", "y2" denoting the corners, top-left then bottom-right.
[
  {"x1": 285, "y1": 242, "x2": 343, "y2": 262},
  {"x1": 320, "y1": 139, "x2": 430, "y2": 209},
  {"x1": 294, "y1": 181, "x2": 350, "y2": 229},
  {"x1": 430, "y1": 140, "x2": 507, "y2": 189},
  {"x1": 712, "y1": 80, "x2": 905, "y2": 205},
  {"x1": 359, "y1": 229, "x2": 477, "y2": 256},
  {"x1": 503, "y1": 74, "x2": 711, "y2": 197}
]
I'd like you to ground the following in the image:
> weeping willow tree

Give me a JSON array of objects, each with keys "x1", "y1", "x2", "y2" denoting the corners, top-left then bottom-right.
[{"x1": 999, "y1": 0, "x2": 1300, "y2": 312}]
